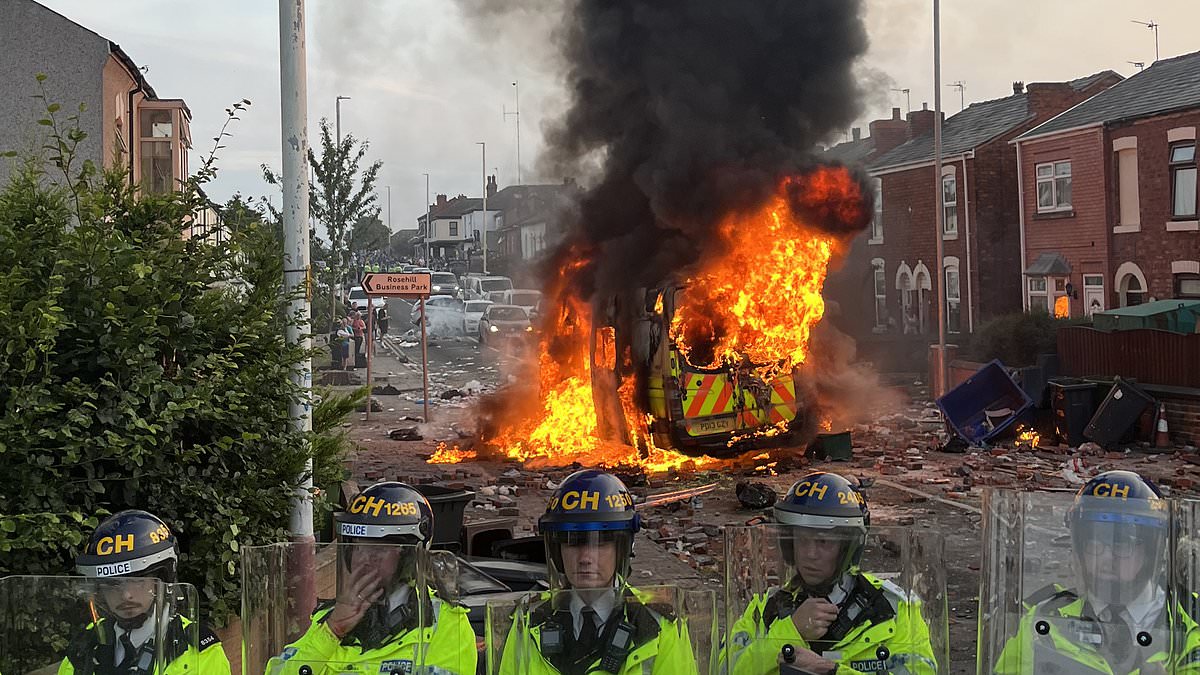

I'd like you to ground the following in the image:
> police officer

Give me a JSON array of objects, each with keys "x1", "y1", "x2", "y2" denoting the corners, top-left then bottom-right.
[
  {"x1": 64, "y1": 510, "x2": 231, "y2": 675},
  {"x1": 274, "y1": 481, "x2": 476, "y2": 673},
  {"x1": 724, "y1": 471, "x2": 937, "y2": 675},
  {"x1": 499, "y1": 469, "x2": 699, "y2": 675},
  {"x1": 993, "y1": 470, "x2": 1200, "y2": 674}
]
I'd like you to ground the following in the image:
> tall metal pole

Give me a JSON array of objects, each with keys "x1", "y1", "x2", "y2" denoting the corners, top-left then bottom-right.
[
  {"x1": 423, "y1": 173, "x2": 431, "y2": 265},
  {"x1": 386, "y1": 185, "x2": 392, "y2": 230},
  {"x1": 420, "y1": 296, "x2": 430, "y2": 423},
  {"x1": 512, "y1": 81, "x2": 521, "y2": 184},
  {"x1": 478, "y1": 141, "x2": 488, "y2": 274},
  {"x1": 278, "y1": 0, "x2": 315, "y2": 625},
  {"x1": 933, "y1": 0, "x2": 948, "y2": 397}
]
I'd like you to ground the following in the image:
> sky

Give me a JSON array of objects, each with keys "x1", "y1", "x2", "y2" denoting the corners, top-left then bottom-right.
[{"x1": 32, "y1": 0, "x2": 1199, "y2": 239}]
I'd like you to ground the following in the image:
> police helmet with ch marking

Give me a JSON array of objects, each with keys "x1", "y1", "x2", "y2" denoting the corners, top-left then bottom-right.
[
  {"x1": 336, "y1": 481, "x2": 434, "y2": 547},
  {"x1": 76, "y1": 510, "x2": 179, "y2": 582},
  {"x1": 775, "y1": 472, "x2": 870, "y2": 589},
  {"x1": 540, "y1": 470, "x2": 641, "y2": 585}
]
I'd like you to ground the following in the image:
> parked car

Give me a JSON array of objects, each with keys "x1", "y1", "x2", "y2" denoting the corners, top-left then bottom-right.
[
  {"x1": 502, "y1": 289, "x2": 542, "y2": 316},
  {"x1": 347, "y1": 286, "x2": 386, "y2": 314},
  {"x1": 430, "y1": 272, "x2": 461, "y2": 298},
  {"x1": 462, "y1": 275, "x2": 514, "y2": 303},
  {"x1": 411, "y1": 295, "x2": 464, "y2": 326},
  {"x1": 478, "y1": 304, "x2": 534, "y2": 346},
  {"x1": 462, "y1": 300, "x2": 493, "y2": 335}
]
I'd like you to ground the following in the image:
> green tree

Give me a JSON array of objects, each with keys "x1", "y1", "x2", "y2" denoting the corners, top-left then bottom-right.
[
  {"x1": 0, "y1": 87, "x2": 356, "y2": 626},
  {"x1": 351, "y1": 214, "x2": 391, "y2": 255},
  {"x1": 264, "y1": 118, "x2": 382, "y2": 329}
]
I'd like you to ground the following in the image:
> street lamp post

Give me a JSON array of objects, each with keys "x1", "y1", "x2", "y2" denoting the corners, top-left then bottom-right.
[
  {"x1": 933, "y1": 0, "x2": 948, "y2": 397},
  {"x1": 423, "y1": 173, "x2": 431, "y2": 265},
  {"x1": 333, "y1": 95, "x2": 351, "y2": 329},
  {"x1": 477, "y1": 141, "x2": 487, "y2": 274},
  {"x1": 504, "y1": 81, "x2": 521, "y2": 184}
]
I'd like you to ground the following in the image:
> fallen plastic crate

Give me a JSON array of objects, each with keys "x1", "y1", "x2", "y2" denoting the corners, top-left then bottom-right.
[{"x1": 936, "y1": 359, "x2": 1034, "y2": 445}]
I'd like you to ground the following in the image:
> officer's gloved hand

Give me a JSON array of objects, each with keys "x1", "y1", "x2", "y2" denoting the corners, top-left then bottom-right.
[
  {"x1": 328, "y1": 566, "x2": 384, "y2": 639},
  {"x1": 777, "y1": 645, "x2": 837, "y2": 674},
  {"x1": 790, "y1": 597, "x2": 839, "y2": 641}
]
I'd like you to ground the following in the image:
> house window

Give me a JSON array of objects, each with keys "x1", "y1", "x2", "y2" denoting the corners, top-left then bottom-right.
[
  {"x1": 1116, "y1": 148, "x2": 1140, "y2": 228},
  {"x1": 1119, "y1": 273, "x2": 1144, "y2": 307},
  {"x1": 942, "y1": 175, "x2": 958, "y2": 236},
  {"x1": 872, "y1": 261, "x2": 887, "y2": 332},
  {"x1": 140, "y1": 109, "x2": 173, "y2": 138},
  {"x1": 1036, "y1": 161, "x2": 1072, "y2": 213},
  {"x1": 1170, "y1": 142, "x2": 1197, "y2": 219},
  {"x1": 139, "y1": 141, "x2": 173, "y2": 195},
  {"x1": 449, "y1": 221, "x2": 459, "y2": 237},
  {"x1": 1177, "y1": 274, "x2": 1200, "y2": 299},
  {"x1": 869, "y1": 177, "x2": 883, "y2": 243},
  {"x1": 945, "y1": 264, "x2": 961, "y2": 333}
]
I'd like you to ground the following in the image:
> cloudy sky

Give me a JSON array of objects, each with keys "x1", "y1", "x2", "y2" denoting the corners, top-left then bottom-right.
[{"x1": 34, "y1": 0, "x2": 1198, "y2": 238}]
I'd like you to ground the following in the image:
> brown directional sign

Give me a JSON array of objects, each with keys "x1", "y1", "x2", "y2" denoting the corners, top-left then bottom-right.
[{"x1": 361, "y1": 272, "x2": 432, "y2": 298}]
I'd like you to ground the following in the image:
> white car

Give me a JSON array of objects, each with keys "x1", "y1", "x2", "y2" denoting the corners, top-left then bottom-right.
[
  {"x1": 463, "y1": 275, "x2": 514, "y2": 303},
  {"x1": 347, "y1": 286, "x2": 386, "y2": 315},
  {"x1": 503, "y1": 289, "x2": 542, "y2": 315},
  {"x1": 462, "y1": 300, "x2": 493, "y2": 335}
]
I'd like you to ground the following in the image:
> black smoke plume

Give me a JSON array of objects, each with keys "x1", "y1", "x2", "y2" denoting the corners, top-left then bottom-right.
[{"x1": 536, "y1": 0, "x2": 874, "y2": 296}]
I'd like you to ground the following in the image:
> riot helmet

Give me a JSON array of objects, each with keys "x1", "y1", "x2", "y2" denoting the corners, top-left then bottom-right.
[
  {"x1": 75, "y1": 510, "x2": 179, "y2": 629},
  {"x1": 1066, "y1": 471, "x2": 1168, "y2": 606},
  {"x1": 539, "y1": 470, "x2": 640, "y2": 590},
  {"x1": 774, "y1": 472, "x2": 869, "y2": 595},
  {"x1": 335, "y1": 482, "x2": 434, "y2": 585}
]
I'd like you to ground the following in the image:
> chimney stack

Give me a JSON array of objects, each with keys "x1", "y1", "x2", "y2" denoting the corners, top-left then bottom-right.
[
  {"x1": 486, "y1": 174, "x2": 498, "y2": 198},
  {"x1": 436, "y1": 193, "x2": 447, "y2": 206},
  {"x1": 1013, "y1": 81, "x2": 1025, "y2": 95},
  {"x1": 892, "y1": 107, "x2": 902, "y2": 120},
  {"x1": 852, "y1": 127, "x2": 862, "y2": 142},
  {"x1": 907, "y1": 104, "x2": 944, "y2": 140},
  {"x1": 869, "y1": 109, "x2": 910, "y2": 156}
]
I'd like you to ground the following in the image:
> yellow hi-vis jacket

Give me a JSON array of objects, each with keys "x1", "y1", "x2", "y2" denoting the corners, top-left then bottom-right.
[
  {"x1": 993, "y1": 590, "x2": 1200, "y2": 674},
  {"x1": 268, "y1": 592, "x2": 475, "y2": 675},
  {"x1": 498, "y1": 586, "x2": 699, "y2": 675},
  {"x1": 57, "y1": 615, "x2": 230, "y2": 675},
  {"x1": 722, "y1": 572, "x2": 937, "y2": 675}
]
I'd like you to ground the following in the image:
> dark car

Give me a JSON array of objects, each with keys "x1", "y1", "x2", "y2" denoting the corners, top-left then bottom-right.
[{"x1": 477, "y1": 304, "x2": 533, "y2": 346}]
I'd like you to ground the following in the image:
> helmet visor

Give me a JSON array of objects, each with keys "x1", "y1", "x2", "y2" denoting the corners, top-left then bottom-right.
[
  {"x1": 545, "y1": 530, "x2": 630, "y2": 590},
  {"x1": 778, "y1": 526, "x2": 862, "y2": 590}
]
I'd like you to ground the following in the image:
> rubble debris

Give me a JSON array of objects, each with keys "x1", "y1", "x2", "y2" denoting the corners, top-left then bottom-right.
[
  {"x1": 388, "y1": 427, "x2": 423, "y2": 441},
  {"x1": 356, "y1": 397, "x2": 384, "y2": 413},
  {"x1": 371, "y1": 384, "x2": 402, "y2": 395},
  {"x1": 735, "y1": 481, "x2": 777, "y2": 510},
  {"x1": 440, "y1": 389, "x2": 465, "y2": 400}
]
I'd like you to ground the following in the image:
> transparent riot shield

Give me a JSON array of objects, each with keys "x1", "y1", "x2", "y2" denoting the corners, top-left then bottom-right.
[
  {"x1": 723, "y1": 524, "x2": 948, "y2": 675},
  {"x1": 978, "y1": 488, "x2": 1191, "y2": 675},
  {"x1": 0, "y1": 575, "x2": 197, "y2": 675},
  {"x1": 242, "y1": 542, "x2": 474, "y2": 675},
  {"x1": 502, "y1": 585, "x2": 715, "y2": 675},
  {"x1": 484, "y1": 594, "x2": 531, "y2": 675}
]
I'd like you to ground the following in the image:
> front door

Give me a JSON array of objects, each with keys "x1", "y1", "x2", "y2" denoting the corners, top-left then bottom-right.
[{"x1": 1083, "y1": 274, "x2": 1105, "y2": 317}]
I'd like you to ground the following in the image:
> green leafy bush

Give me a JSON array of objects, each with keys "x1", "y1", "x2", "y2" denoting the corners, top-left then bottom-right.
[
  {"x1": 0, "y1": 91, "x2": 354, "y2": 624},
  {"x1": 969, "y1": 311, "x2": 1082, "y2": 367}
]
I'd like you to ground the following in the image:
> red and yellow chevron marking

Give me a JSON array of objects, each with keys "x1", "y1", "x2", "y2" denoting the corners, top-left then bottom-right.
[{"x1": 683, "y1": 373, "x2": 738, "y2": 418}]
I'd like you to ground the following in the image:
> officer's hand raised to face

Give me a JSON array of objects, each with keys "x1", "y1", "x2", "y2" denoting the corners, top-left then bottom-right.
[
  {"x1": 791, "y1": 597, "x2": 840, "y2": 641},
  {"x1": 778, "y1": 646, "x2": 838, "y2": 674},
  {"x1": 328, "y1": 565, "x2": 384, "y2": 639}
]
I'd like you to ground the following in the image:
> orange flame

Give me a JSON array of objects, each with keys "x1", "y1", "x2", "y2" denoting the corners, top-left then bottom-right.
[
  {"x1": 428, "y1": 167, "x2": 868, "y2": 471},
  {"x1": 670, "y1": 172, "x2": 845, "y2": 381},
  {"x1": 429, "y1": 442, "x2": 476, "y2": 464},
  {"x1": 1017, "y1": 426, "x2": 1041, "y2": 448}
]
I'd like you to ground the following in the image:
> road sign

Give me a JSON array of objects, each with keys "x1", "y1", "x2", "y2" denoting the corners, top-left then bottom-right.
[{"x1": 361, "y1": 272, "x2": 431, "y2": 298}]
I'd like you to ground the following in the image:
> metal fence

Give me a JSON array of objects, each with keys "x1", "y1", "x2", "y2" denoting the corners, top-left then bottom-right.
[{"x1": 1057, "y1": 326, "x2": 1200, "y2": 388}]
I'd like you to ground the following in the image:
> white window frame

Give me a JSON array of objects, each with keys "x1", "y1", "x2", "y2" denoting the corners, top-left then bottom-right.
[
  {"x1": 872, "y1": 259, "x2": 887, "y2": 332},
  {"x1": 1036, "y1": 161, "x2": 1073, "y2": 213},
  {"x1": 1170, "y1": 142, "x2": 1197, "y2": 220},
  {"x1": 869, "y1": 177, "x2": 884, "y2": 244},
  {"x1": 942, "y1": 174, "x2": 958, "y2": 237},
  {"x1": 944, "y1": 258, "x2": 961, "y2": 333}
]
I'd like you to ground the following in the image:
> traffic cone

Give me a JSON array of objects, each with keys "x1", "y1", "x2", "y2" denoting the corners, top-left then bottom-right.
[{"x1": 1155, "y1": 403, "x2": 1171, "y2": 449}]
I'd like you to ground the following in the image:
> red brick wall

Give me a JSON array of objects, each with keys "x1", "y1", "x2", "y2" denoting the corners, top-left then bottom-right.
[
  {"x1": 969, "y1": 136, "x2": 1025, "y2": 322},
  {"x1": 1159, "y1": 392, "x2": 1200, "y2": 446},
  {"x1": 1108, "y1": 110, "x2": 1200, "y2": 300},
  {"x1": 1019, "y1": 128, "x2": 1111, "y2": 313}
]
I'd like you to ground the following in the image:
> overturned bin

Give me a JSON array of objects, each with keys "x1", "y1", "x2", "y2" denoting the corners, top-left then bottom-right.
[
  {"x1": 936, "y1": 359, "x2": 1034, "y2": 445},
  {"x1": 1048, "y1": 378, "x2": 1101, "y2": 447},
  {"x1": 1083, "y1": 376, "x2": 1155, "y2": 449}
]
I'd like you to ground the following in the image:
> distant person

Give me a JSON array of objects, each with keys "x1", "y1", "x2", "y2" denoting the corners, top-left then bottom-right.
[
  {"x1": 338, "y1": 317, "x2": 354, "y2": 369},
  {"x1": 351, "y1": 311, "x2": 366, "y2": 368},
  {"x1": 376, "y1": 306, "x2": 389, "y2": 339}
]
